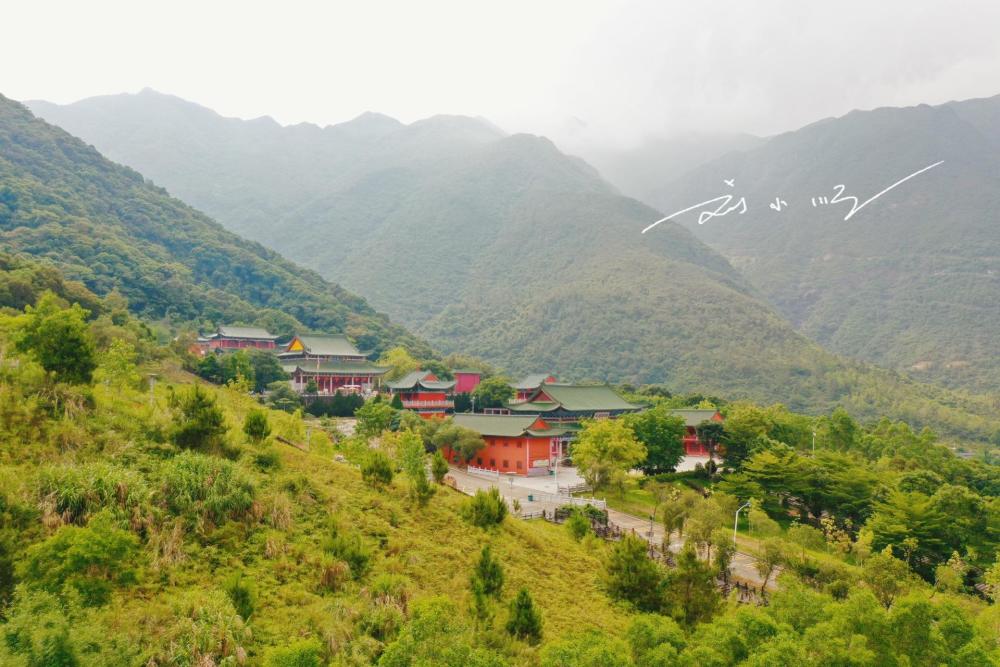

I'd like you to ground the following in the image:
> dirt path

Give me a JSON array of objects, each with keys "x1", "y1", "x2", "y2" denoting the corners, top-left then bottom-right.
[{"x1": 447, "y1": 467, "x2": 773, "y2": 589}]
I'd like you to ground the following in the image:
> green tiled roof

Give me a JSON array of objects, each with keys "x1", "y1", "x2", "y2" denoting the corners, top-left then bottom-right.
[
  {"x1": 510, "y1": 384, "x2": 641, "y2": 412},
  {"x1": 216, "y1": 326, "x2": 278, "y2": 340},
  {"x1": 511, "y1": 373, "x2": 554, "y2": 390},
  {"x1": 290, "y1": 360, "x2": 390, "y2": 375},
  {"x1": 386, "y1": 370, "x2": 456, "y2": 391},
  {"x1": 669, "y1": 409, "x2": 722, "y2": 427},
  {"x1": 454, "y1": 414, "x2": 567, "y2": 438},
  {"x1": 508, "y1": 401, "x2": 558, "y2": 412},
  {"x1": 283, "y1": 334, "x2": 362, "y2": 357}
]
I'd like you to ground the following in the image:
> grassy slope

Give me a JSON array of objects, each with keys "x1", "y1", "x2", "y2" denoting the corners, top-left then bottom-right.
[{"x1": 0, "y1": 358, "x2": 631, "y2": 663}]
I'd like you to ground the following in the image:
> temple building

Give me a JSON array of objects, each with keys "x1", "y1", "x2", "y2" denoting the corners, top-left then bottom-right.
[
  {"x1": 510, "y1": 373, "x2": 557, "y2": 403},
  {"x1": 452, "y1": 369, "x2": 482, "y2": 394},
  {"x1": 506, "y1": 383, "x2": 642, "y2": 423},
  {"x1": 669, "y1": 408, "x2": 724, "y2": 456},
  {"x1": 279, "y1": 334, "x2": 389, "y2": 394},
  {"x1": 198, "y1": 326, "x2": 278, "y2": 352},
  {"x1": 386, "y1": 370, "x2": 456, "y2": 416},
  {"x1": 448, "y1": 414, "x2": 570, "y2": 476}
]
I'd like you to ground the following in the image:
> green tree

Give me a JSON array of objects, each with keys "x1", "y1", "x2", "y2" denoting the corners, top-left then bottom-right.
[
  {"x1": 623, "y1": 406, "x2": 686, "y2": 475},
  {"x1": 862, "y1": 547, "x2": 911, "y2": 609},
  {"x1": 222, "y1": 350, "x2": 254, "y2": 387},
  {"x1": 662, "y1": 543, "x2": 720, "y2": 626},
  {"x1": 379, "y1": 597, "x2": 505, "y2": 667},
  {"x1": 471, "y1": 545, "x2": 504, "y2": 599},
  {"x1": 695, "y1": 420, "x2": 725, "y2": 475},
  {"x1": 356, "y1": 399, "x2": 397, "y2": 438},
  {"x1": 472, "y1": 376, "x2": 515, "y2": 410},
  {"x1": 506, "y1": 588, "x2": 542, "y2": 643},
  {"x1": 362, "y1": 451, "x2": 394, "y2": 488},
  {"x1": 754, "y1": 538, "x2": 787, "y2": 593},
  {"x1": 95, "y1": 338, "x2": 140, "y2": 388},
  {"x1": 247, "y1": 348, "x2": 287, "y2": 392},
  {"x1": 390, "y1": 392, "x2": 404, "y2": 409},
  {"x1": 431, "y1": 421, "x2": 486, "y2": 463},
  {"x1": 572, "y1": 419, "x2": 646, "y2": 493},
  {"x1": 604, "y1": 534, "x2": 663, "y2": 612},
  {"x1": 265, "y1": 381, "x2": 301, "y2": 412},
  {"x1": 18, "y1": 514, "x2": 138, "y2": 606},
  {"x1": 243, "y1": 409, "x2": 271, "y2": 444},
  {"x1": 16, "y1": 293, "x2": 97, "y2": 385},
  {"x1": 430, "y1": 450, "x2": 449, "y2": 483},
  {"x1": 172, "y1": 385, "x2": 228, "y2": 452},
  {"x1": 377, "y1": 346, "x2": 421, "y2": 382}
]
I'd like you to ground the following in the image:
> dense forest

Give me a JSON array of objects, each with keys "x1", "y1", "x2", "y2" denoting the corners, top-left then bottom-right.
[
  {"x1": 0, "y1": 94, "x2": 432, "y2": 359},
  {"x1": 0, "y1": 258, "x2": 997, "y2": 666},
  {"x1": 644, "y1": 95, "x2": 1000, "y2": 394}
]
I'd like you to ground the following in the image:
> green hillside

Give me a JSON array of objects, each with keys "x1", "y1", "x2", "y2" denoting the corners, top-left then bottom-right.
[
  {"x1": 0, "y1": 94, "x2": 431, "y2": 358},
  {"x1": 25, "y1": 90, "x2": 1000, "y2": 443},
  {"x1": 643, "y1": 95, "x2": 1000, "y2": 394},
  {"x1": 0, "y1": 262, "x2": 996, "y2": 666}
]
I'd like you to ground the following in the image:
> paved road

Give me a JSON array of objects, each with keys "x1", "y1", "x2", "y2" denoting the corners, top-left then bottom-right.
[{"x1": 447, "y1": 467, "x2": 773, "y2": 589}]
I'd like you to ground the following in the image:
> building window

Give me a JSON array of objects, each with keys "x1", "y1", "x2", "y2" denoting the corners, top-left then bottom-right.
[
  {"x1": 489, "y1": 459, "x2": 496, "y2": 467},
  {"x1": 503, "y1": 441, "x2": 509, "y2": 447},
  {"x1": 477, "y1": 457, "x2": 483, "y2": 465},
  {"x1": 502, "y1": 460, "x2": 509, "y2": 468},
  {"x1": 516, "y1": 461, "x2": 522, "y2": 469}
]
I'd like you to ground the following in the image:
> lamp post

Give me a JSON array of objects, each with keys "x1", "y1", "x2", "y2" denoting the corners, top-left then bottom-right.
[{"x1": 734, "y1": 500, "x2": 751, "y2": 546}]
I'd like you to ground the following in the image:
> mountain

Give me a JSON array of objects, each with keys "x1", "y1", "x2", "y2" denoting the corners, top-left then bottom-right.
[
  {"x1": 26, "y1": 90, "x2": 1000, "y2": 442},
  {"x1": 569, "y1": 131, "x2": 764, "y2": 203},
  {"x1": 640, "y1": 95, "x2": 1000, "y2": 394},
  {"x1": 0, "y1": 93, "x2": 431, "y2": 357}
]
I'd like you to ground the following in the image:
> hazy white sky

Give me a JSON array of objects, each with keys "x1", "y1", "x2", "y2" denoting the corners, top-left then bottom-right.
[{"x1": 4, "y1": 0, "x2": 1000, "y2": 147}]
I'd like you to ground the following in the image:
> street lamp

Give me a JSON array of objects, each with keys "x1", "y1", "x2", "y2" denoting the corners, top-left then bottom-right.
[{"x1": 734, "y1": 500, "x2": 751, "y2": 546}]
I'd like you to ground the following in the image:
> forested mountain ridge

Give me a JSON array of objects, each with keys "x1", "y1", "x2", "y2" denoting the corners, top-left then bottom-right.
[
  {"x1": 25, "y1": 89, "x2": 1000, "y2": 443},
  {"x1": 0, "y1": 94, "x2": 432, "y2": 357},
  {"x1": 642, "y1": 95, "x2": 1000, "y2": 394}
]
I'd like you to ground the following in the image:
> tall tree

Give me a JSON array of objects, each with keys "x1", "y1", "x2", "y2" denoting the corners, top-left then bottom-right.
[
  {"x1": 623, "y1": 406, "x2": 686, "y2": 475},
  {"x1": 16, "y1": 293, "x2": 96, "y2": 385},
  {"x1": 572, "y1": 419, "x2": 646, "y2": 493}
]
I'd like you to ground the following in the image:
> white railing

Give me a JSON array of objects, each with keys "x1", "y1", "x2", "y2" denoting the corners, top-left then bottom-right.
[
  {"x1": 402, "y1": 400, "x2": 455, "y2": 408},
  {"x1": 527, "y1": 492, "x2": 607, "y2": 510},
  {"x1": 466, "y1": 465, "x2": 501, "y2": 479}
]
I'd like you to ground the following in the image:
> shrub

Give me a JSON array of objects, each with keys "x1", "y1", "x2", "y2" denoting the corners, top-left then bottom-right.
[
  {"x1": 18, "y1": 513, "x2": 139, "y2": 606},
  {"x1": 565, "y1": 510, "x2": 591, "y2": 540},
  {"x1": 264, "y1": 639, "x2": 324, "y2": 667},
  {"x1": 359, "y1": 598, "x2": 406, "y2": 641},
  {"x1": 36, "y1": 463, "x2": 148, "y2": 526},
  {"x1": 461, "y1": 488, "x2": 508, "y2": 528},
  {"x1": 369, "y1": 573, "x2": 411, "y2": 611},
  {"x1": 159, "y1": 451, "x2": 256, "y2": 527},
  {"x1": 318, "y1": 557, "x2": 351, "y2": 593},
  {"x1": 243, "y1": 409, "x2": 271, "y2": 444},
  {"x1": 171, "y1": 385, "x2": 228, "y2": 452},
  {"x1": 324, "y1": 531, "x2": 372, "y2": 580},
  {"x1": 362, "y1": 451, "x2": 394, "y2": 488},
  {"x1": 506, "y1": 588, "x2": 542, "y2": 643},
  {"x1": 224, "y1": 572, "x2": 256, "y2": 621},
  {"x1": 254, "y1": 446, "x2": 281, "y2": 470},
  {"x1": 431, "y1": 450, "x2": 449, "y2": 484}
]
